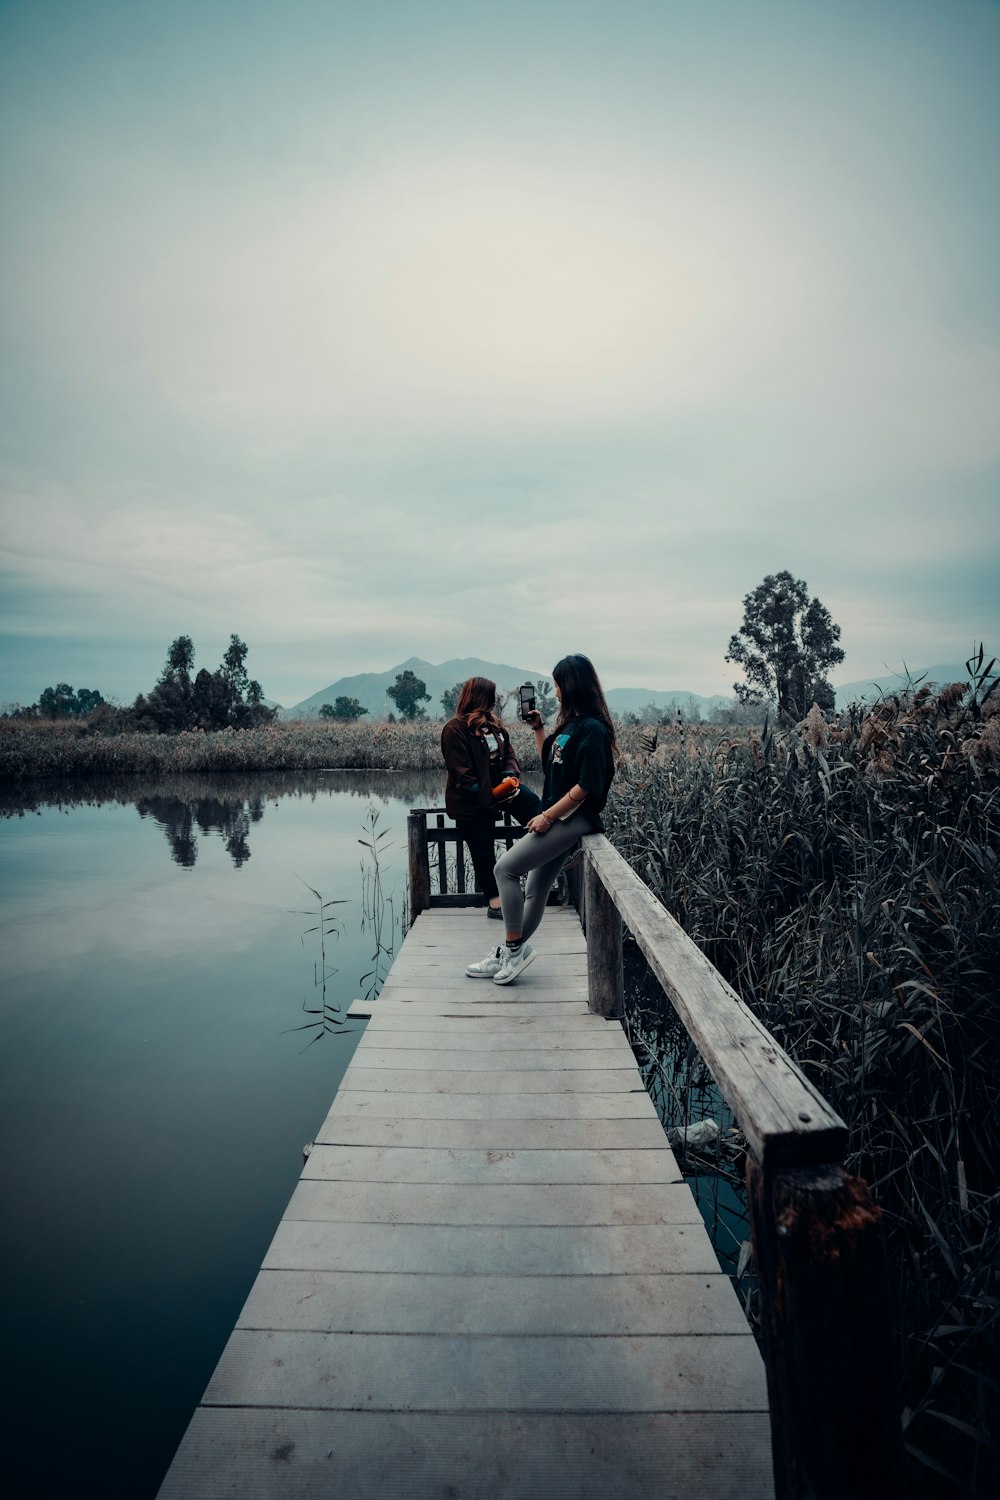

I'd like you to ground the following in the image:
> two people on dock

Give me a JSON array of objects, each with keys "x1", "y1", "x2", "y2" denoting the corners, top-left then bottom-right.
[{"x1": 443, "y1": 654, "x2": 617, "y2": 988}]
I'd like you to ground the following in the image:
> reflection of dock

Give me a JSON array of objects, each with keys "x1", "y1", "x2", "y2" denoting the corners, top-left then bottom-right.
[{"x1": 158, "y1": 903, "x2": 774, "y2": 1498}]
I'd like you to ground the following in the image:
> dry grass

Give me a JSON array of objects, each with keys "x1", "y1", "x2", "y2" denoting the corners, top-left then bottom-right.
[{"x1": 0, "y1": 716, "x2": 540, "y2": 781}]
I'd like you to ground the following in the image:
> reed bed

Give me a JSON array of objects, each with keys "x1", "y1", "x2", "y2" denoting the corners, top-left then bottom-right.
[
  {"x1": 0, "y1": 712, "x2": 724, "y2": 783},
  {"x1": 0, "y1": 717, "x2": 484, "y2": 781},
  {"x1": 607, "y1": 683, "x2": 1000, "y2": 1497}
]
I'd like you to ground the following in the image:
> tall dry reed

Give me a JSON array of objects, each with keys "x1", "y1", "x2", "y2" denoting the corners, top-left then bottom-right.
[{"x1": 607, "y1": 679, "x2": 999, "y2": 1497}]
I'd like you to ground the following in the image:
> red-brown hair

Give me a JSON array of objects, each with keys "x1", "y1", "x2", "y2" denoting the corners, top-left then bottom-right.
[{"x1": 456, "y1": 676, "x2": 503, "y2": 734}]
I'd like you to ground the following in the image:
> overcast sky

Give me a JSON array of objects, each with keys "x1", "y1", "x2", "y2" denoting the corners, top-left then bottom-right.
[{"x1": 1, "y1": 0, "x2": 998, "y2": 708}]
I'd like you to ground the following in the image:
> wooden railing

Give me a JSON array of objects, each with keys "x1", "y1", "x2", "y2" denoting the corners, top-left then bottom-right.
[
  {"x1": 406, "y1": 807, "x2": 526, "y2": 911},
  {"x1": 407, "y1": 810, "x2": 903, "y2": 1500}
]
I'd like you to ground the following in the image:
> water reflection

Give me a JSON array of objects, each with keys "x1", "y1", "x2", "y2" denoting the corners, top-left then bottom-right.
[
  {"x1": 621, "y1": 940, "x2": 757, "y2": 1321},
  {"x1": 0, "y1": 768, "x2": 449, "y2": 870},
  {"x1": 135, "y1": 791, "x2": 264, "y2": 868}
]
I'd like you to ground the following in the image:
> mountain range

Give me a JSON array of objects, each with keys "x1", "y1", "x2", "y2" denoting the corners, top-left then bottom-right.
[
  {"x1": 282, "y1": 656, "x2": 990, "y2": 720},
  {"x1": 833, "y1": 662, "x2": 982, "y2": 706},
  {"x1": 283, "y1": 656, "x2": 733, "y2": 720}
]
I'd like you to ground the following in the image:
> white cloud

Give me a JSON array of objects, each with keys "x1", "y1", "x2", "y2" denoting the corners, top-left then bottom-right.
[{"x1": 1, "y1": 1, "x2": 997, "y2": 705}]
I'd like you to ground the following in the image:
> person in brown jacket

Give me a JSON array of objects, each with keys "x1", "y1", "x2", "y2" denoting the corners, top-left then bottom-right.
[{"x1": 441, "y1": 677, "x2": 541, "y2": 918}]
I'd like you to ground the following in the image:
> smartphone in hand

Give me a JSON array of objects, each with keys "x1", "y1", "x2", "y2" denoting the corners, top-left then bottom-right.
[{"x1": 518, "y1": 682, "x2": 536, "y2": 720}]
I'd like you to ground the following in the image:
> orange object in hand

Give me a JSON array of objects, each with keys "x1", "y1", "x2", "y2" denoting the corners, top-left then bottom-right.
[{"x1": 492, "y1": 776, "x2": 520, "y2": 799}]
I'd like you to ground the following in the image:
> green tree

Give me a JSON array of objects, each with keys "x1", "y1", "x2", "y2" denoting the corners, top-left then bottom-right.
[
  {"x1": 220, "y1": 634, "x2": 250, "y2": 699},
  {"x1": 386, "y1": 670, "x2": 431, "y2": 721},
  {"x1": 726, "y1": 571, "x2": 844, "y2": 721},
  {"x1": 320, "y1": 697, "x2": 368, "y2": 721},
  {"x1": 143, "y1": 635, "x2": 197, "y2": 730},
  {"x1": 440, "y1": 681, "x2": 464, "y2": 718},
  {"x1": 38, "y1": 683, "x2": 105, "y2": 718},
  {"x1": 74, "y1": 688, "x2": 104, "y2": 715},
  {"x1": 141, "y1": 634, "x2": 276, "y2": 731}
]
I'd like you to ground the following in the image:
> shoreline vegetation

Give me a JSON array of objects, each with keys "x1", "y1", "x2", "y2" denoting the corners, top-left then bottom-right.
[{"x1": 3, "y1": 679, "x2": 998, "y2": 1494}]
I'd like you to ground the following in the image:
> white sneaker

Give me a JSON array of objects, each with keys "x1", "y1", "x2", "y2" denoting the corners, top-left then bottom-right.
[
  {"x1": 493, "y1": 942, "x2": 536, "y2": 986},
  {"x1": 466, "y1": 946, "x2": 505, "y2": 979}
]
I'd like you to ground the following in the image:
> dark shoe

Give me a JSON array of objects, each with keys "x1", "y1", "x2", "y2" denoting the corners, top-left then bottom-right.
[{"x1": 487, "y1": 905, "x2": 503, "y2": 920}]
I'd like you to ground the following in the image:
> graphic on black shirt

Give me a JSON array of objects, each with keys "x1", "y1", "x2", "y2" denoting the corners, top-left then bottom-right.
[{"x1": 542, "y1": 718, "x2": 615, "y2": 831}]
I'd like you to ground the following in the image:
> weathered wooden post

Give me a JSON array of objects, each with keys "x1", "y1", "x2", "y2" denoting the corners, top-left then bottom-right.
[
  {"x1": 563, "y1": 858, "x2": 583, "y2": 916},
  {"x1": 747, "y1": 1159, "x2": 904, "y2": 1500},
  {"x1": 435, "y1": 813, "x2": 447, "y2": 895},
  {"x1": 583, "y1": 855, "x2": 623, "y2": 1017},
  {"x1": 407, "y1": 811, "x2": 430, "y2": 919}
]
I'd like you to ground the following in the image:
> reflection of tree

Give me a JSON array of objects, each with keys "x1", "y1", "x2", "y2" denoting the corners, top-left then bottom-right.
[
  {"x1": 135, "y1": 793, "x2": 266, "y2": 869},
  {"x1": 0, "y1": 767, "x2": 450, "y2": 820}
]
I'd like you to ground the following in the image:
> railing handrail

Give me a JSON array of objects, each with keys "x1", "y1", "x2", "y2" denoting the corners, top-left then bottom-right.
[
  {"x1": 581, "y1": 834, "x2": 847, "y2": 1170},
  {"x1": 410, "y1": 810, "x2": 846, "y2": 1168}
]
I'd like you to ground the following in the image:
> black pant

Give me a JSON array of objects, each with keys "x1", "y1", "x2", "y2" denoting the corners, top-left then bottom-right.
[{"x1": 455, "y1": 786, "x2": 542, "y2": 901}]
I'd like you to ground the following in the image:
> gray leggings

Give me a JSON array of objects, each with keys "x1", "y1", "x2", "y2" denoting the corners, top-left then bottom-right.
[{"x1": 494, "y1": 816, "x2": 595, "y2": 941}]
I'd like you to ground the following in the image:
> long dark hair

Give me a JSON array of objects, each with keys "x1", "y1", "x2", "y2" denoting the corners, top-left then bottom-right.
[
  {"x1": 456, "y1": 676, "x2": 503, "y2": 735},
  {"x1": 552, "y1": 654, "x2": 617, "y2": 751}
]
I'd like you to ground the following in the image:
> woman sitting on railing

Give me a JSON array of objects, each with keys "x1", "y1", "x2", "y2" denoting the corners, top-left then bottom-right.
[
  {"x1": 466, "y1": 653, "x2": 617, "y2": 986},
  {"x1": 440, "y1": 677, "x2": 542, "y2": 920}
]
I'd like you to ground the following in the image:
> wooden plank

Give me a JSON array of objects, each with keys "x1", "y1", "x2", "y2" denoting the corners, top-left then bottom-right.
[
  {"x1": 339, "y1": 1067, "x2": 639, "y2": 1094},
  {"x1": 203, "y1": 1329, "x2": 769, "y2": 1412},
  {"x1": 346, "y1": 1002, "x2": 593, "y2": 1026},
  {"x1": 237, "y1": 1269, "x2": 751, "y2": 1336},
  {"x1": 353, "y1": 990, "x2": 593, "y2": 1014},
  {"x1": 355, "y1": 1013, "x2": 621, "y2": 1036},
  {"x1": 378, "y1": 970, "x2": 587, "y2": 990},
  {"x1": 390, "y1": 945, "x2": 586, "y2": 963},
  {"x1": 320, "y1": 1090, "x2": 659, "y2": 1121},
  {"x1": 284, "y1": 1180, "x2": 700, "y2": 1226},
  {"x1": 347, "y1": 1047, "x2": 632, "y2": 1072},
  {"x1": 301, "y1": 1145, "x2": 683, "y2": 1185},
  {"x1": 263, "y1": 1220, "x2": 722, "y2": 1276},
  {"x1": 583, "y1": 835, "x2": 847, "y2": 1167},
  {"x1": 158, "y1": 1408, "x2": 775, "y2": 1500},
  {"x1": 408, "y1": 912, "x2": 581, "y2": 937},
  {"x1": 344, "y1": 1027, "x2": 630, "y2": 1050},
  {"x1": 313, "y1": 1115, "x2": 670, "y2": 1150}
]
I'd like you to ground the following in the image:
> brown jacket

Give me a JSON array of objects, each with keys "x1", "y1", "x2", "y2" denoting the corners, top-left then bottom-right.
[{"x1": 441, "y1": 717, "x2": 520, "y2": 819}]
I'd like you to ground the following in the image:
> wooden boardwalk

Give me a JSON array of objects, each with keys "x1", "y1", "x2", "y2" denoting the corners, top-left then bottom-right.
[{"x1": 158, "y1": 905, "x2": 774, "y2": 1499}]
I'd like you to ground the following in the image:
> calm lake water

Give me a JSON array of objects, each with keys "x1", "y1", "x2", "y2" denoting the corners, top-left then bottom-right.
[{"x1": 0, "y1": 769, "x2": 447, "y2": 1500}]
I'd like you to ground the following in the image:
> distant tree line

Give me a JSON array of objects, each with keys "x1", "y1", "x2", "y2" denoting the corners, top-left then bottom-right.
[
  {"x1": 9, "y1": 574, "x2": 847, "y2": 733},
  {"x1": 12, "y1": 633, "x2": 276, "y2": 733},
  {"x1": 319, "y1": 697, "x2": 368, "y2": 722},
  {"x1": 38, "y1": 684, "x2": 106, "y2": 718},
  {"x1": 132, "y1": 635, "x2": 276, "y2": 732}
]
